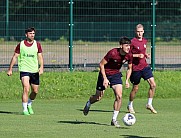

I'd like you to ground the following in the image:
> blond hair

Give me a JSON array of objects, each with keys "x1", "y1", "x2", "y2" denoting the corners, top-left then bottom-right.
[{"x1": 136, "y1": 24, "x2": 144, "y2": 30}]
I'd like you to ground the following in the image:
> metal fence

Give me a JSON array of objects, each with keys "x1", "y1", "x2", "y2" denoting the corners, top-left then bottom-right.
[{"x1": 1, "y1": 0, "x2": 181, "y2": 71}]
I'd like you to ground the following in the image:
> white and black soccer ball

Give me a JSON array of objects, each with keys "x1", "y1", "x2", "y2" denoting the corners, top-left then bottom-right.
[{"x1": 122, "y1": 113, "x2": 136, "y2": 126}]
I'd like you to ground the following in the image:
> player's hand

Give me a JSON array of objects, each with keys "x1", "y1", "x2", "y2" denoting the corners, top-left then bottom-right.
[
  {"x1": 146, "y1": 53, "x2": 151, "y2": 59},
  {"x1": 39, "y1": 68, "x2": 44, "y2": 75},
  {"x1": 138, "y1": 54, "x2": 144, "y2": 58},
  {"x1": 125, "y1": 80, "x2": 130, "y2": 88},
  {"x1": 103, "y1": 78, "x2": 110, "y2": 89},
  {"x1": 7, "y1": 70, "x2": 12, "y2": 76}
]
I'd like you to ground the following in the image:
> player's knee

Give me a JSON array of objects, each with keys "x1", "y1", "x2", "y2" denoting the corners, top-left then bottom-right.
[
  {"x1": 23, "y1": 87, "x2": 30, "y2": 93},
  {"x1": 96, "y1": 95, "x2": 103, "y2": 101},
  {"x1": 150, "y1": 83, "x2": 156, "y2": 90},
  {"x1": 116, "y1": 94, "x2": 122, "y2": 101},
  {"x1": 32, "y1": 90, "x2": 38, "y2": 94},
  {"x1": 95, "y1": 90, "x2": 104, "y2": 101},
  {"x1": 132, "y1": 86, "x2": 139, "y2": 93}
]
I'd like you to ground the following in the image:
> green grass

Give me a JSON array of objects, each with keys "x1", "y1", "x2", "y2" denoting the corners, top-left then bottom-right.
[
  {"x1": 0, "y1": 99, "x2": 180, "y2": 138},
  {"x1": 1, "y1": 71, "x2": 181, "y2": 99},
  {"x1": 1, "y1": 71, "x2": 181, "y2": 137}
]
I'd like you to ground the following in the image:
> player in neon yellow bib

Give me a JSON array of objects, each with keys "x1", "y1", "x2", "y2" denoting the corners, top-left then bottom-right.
[
  {"x1": 7, "y1": 27, "x2": 44, "y2": 115},
  {"x1": 18, "y1": 40, "x2": 39, "y2": 73}
]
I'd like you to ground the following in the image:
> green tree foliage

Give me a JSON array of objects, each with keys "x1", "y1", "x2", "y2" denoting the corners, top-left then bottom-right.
[{"x1": 1, "y1": 0, "x2": 181, "y2": 22}]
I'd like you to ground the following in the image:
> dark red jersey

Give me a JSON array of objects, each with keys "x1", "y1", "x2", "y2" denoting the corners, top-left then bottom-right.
[
  {"x1": 15, "y1": 40, "x2": 42, "y2": 54},
  {"x1": 104, "y1": 48, "x2": 133, "y2": 75},
  {"x1": 131, "y1": 37, "x2": 148, "y2": 71}
]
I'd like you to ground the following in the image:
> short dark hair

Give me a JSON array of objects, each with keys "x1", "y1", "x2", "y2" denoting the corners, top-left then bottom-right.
[
  {"x1": 25, "y1": 27, "x2": 36, "y2": 34},
  {"x1": 119, "y1": 36, "x2": 131, "y2": 45}
]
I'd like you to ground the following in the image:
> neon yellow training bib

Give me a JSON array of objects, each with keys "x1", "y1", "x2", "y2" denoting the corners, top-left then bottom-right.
[{"x1": 18, "y1": 40, "x2": 39, "y2": 73}]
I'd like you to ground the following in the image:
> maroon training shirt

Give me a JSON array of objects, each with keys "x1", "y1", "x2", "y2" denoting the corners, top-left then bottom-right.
[
  {"x1": 131, "y1": 37, "x2": 148, "y2": 71},
  {"x1": 15, "y1": 40, "x2": 42, "y2": 54},
  {"x1": 104, "y1": 48, "x2": 133, "y2": 75}
]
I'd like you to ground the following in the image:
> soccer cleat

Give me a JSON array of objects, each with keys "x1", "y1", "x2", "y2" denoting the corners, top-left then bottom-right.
[
  {"x1": 146, "y1": 104, "x2": 157, "y2": 114},
  {"x1": 23, "y1": 111, "x2": 30, "y2": 115},
  {"x1": 111, "y1": 120, "x2": 121, "y2": 128},
  {"x1": 127, "y1": 106, "x2": 135, "y2": 114},
  {"x1": 27, "y1": 105, "x2": 34, "y2": 115},
  {"x1": 83, "y1": 102, "x2": 90, "y2": 116}
]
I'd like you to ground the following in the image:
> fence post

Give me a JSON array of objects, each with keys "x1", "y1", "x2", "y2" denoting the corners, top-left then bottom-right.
[
  {"x1": 69, "y1": 0, "x2": 73, "y2": 71},
  {"x1": 151, "y1": 0, "x2": 156, "y2": 71},
  {"x1": 6, "y1": 0, "x2": 9, "y2": 40}
]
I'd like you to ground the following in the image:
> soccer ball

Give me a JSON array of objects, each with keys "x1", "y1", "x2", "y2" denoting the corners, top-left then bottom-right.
[{"x1": 122, "y1": 113, "x2": 136, "y2": 126}]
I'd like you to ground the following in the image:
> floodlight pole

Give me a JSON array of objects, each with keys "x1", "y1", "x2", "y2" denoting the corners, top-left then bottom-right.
[
  {"x1": 151, "y1": 0, "x2": 156, "y2": 71},
  {"x1": 69, "y1": 0, "x2": 74, "y2": 71}
]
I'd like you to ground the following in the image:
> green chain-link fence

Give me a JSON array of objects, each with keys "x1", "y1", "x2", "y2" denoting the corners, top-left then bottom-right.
[{"x1": 1, "y1": 0, "x2": 181, "y2": 71}]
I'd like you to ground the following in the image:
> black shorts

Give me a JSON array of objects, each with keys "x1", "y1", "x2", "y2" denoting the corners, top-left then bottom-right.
[
  {"x1": 20, "y1": 72, "x2": 40, "y2": 85},
  {"x1": 96, "y1": 72, "x2": 122, "y2": 91},
  {"x1": 130, "y1": 66, "x2": 153, "y2": 85}
]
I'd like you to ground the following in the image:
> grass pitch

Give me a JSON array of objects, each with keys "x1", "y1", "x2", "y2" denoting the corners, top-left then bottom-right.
[{"x1": 0, "y1": 98, "x2": 180, "y2": 138}]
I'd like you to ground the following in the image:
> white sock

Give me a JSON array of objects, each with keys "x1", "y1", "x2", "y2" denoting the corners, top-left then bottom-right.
[
  {"x1": 147, "y1": 98, "x2": 153, "y2": 105},
  {"x1": 112, "y1": 110, "x2": 119, "y2": 121},
  {"x1": 22, "y1": 102, "x2": 28, "y2": 112},
  {"x1": 86, "y1": 100, "x2": 91, "y2": 107},
  {"x1": 128, "y1": 101, "x2": 133, "y2": 108},
  {"x1": 28, "y1": 99, "x2": 33, "y2": 107}
]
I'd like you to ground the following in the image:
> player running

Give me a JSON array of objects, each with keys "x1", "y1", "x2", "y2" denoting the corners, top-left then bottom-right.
[
  {"x1": 127, "y1": 24, "x2": 157, "y2": 114},
  {"x1": 7, "y1": 27, "x2": 44, "y2": 115},
  {"x1": 83, "y1": 37, "x2": 133, "y2": 128}
]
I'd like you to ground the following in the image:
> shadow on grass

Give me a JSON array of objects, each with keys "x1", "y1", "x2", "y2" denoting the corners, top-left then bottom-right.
[
  {"x1": 77, "y1": 109, "x2": 128, "y2": 114},
  {"x1": 58, "y1": 120, "x2": 132, "y2": 129},
  {"x1": 120, "y1": 135, "x2": 159, "y2": 138},
  {"x1": 78, "y1": 109, "x2": 112, "y2": 113},
  {"x1": 0, "y1": 110, "x2": 21, "y2": 115},
  {"x1": 58, "y1": 120, "x2": 110, "y2": 126}
]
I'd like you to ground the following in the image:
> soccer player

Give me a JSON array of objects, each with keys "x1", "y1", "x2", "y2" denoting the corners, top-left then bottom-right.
[
  {"x1": 83, "y1": 37, "x2": 133, "y2": 128},
  {"x1": 7, "y1": 27, "x2": 44, "y2": 115},
  {"x1": 127, "y1": 24, "x2": 157, "y2": 114}
]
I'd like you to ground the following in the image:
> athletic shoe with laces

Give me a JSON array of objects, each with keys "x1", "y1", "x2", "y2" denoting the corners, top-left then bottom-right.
[
  {"x1": 23, "y1": 111, "x2": 30, "y2": 115},
  {"x1": 146, "y1": 104, "x2": 157, "y2": 114},
  {"x1": 27, "y1": 105, "x2": 34, "y2": 115},
  {"x1": 111, "y1": 120, "x2": 121, "y2": 128},
  {"x1": 127, "y1": 106, "x2": 135, "y2": 114},
  {"x1": 83, "y1": 102, "x2": 90, "y2": 116}
]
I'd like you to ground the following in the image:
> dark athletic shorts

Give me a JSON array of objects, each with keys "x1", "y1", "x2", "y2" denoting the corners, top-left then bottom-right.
[
  {"x1": 20, "y1": 72, "x2": 40, "y2": 85},
  {"x1": 96, "y1": 72, "x2": 122, "y2": 91},
  {"x1": 130, "y1": 66, "x2": 153, "y2": 85}
]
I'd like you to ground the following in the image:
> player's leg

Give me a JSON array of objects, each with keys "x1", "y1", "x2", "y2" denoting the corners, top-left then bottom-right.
[
  {"x1": 129, "y1": 84, "x2": 139, "y2": 101},
  {"x1": 27, "y1": 73, "x2": 40, "y2": 114},
  {"x1": 147, "y1": 77, "x2": 156, "y2": 99},
  {"x1": 27, "y1": 84, "x2": 39, "y2": 114},
  {"x1": 127, "y1": 71, "x2": 141, "y2": 113},
  {"x1": 108, "y1": 73, "x2": 123, "y2": 127},
  {"x1": 146, "y1": 77, "x2": 157, "y2": 113},
  {"x1": 111, "y1": 84, "x2": 122, "y2": 128},
  {"x1": 127, "y1": 84, "x2": 139, "y2": 113},
  {"x1": 83, "y1": 90, "x2": 105, "y2": 116},
  {"x1": 20, "y1": 72, "x2": 31, "y2": 115},
  {"x1": 29, "y1": 84, "x2": 39, "y2": 101},
  {"x1": 89, "y1": 89, "x2": 104, "y2": 104},
  {"x1": 143, "y1": 66, "x2": 157, "y2": 113},
  {"x1": 112, "y1": 84, "x2": 122, "y2": 112},
  {"x1": 83, "y1": 72, "x2": 106, "y2": 115}
]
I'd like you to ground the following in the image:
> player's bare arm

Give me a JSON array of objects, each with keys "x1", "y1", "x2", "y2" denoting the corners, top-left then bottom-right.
[
  {"x1": 133, "y1": 53, "x2": 144, "y2": 58},
  {"x1": 145, "y1": 53, "x2": 151, "y2": 58},
  {"x1": 125, "y1": 63, "x2": 132, "y2": 88},
  {"x1": 7, "y1": 53, "x2": 19, "y2": 76},
  {"x1": 99, "y1": 58, "x2": 109, "y2": 88},
  {"x1": 38, "y1": 53, "x2": 44, "y2": 75}
]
